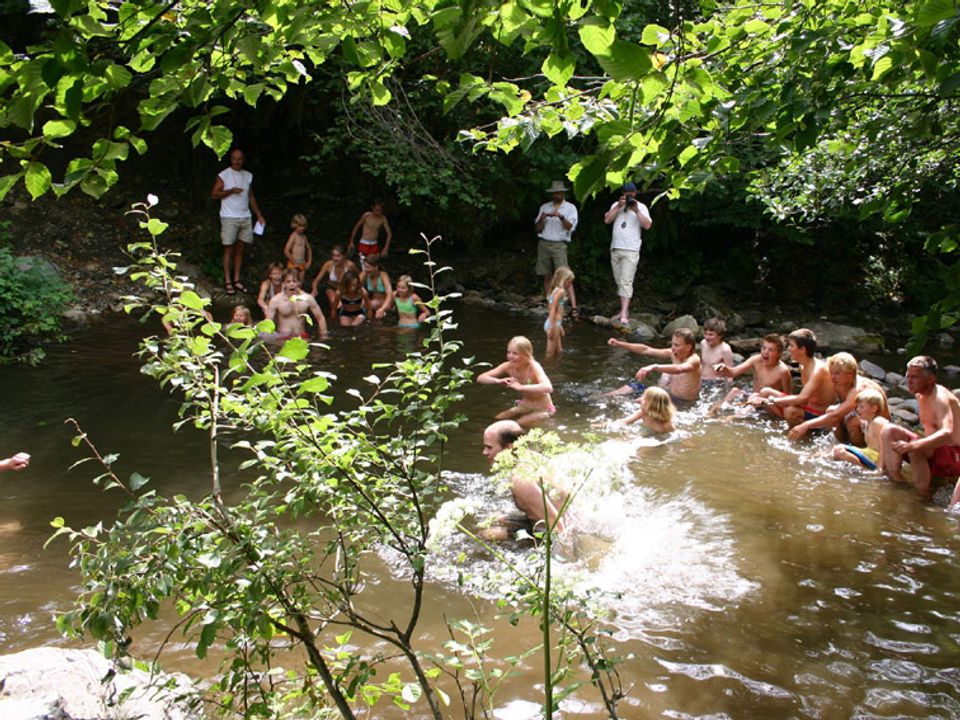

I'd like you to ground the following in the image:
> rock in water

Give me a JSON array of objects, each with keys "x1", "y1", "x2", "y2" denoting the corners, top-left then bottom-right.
[{"x1": 0, "y1": 647, "x2": 201, "y2": 720}]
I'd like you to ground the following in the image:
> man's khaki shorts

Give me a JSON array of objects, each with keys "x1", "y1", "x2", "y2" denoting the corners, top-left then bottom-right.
[
  {"x1": 221, "y1": 216, "x2": 253, "y2": 246},
  {"x1": 536, "y1": 239, "x2": 569, "y2": 277}
]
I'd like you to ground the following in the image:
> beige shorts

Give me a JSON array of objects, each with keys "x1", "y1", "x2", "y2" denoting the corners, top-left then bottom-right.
[
  {"x1": 536, "y1": 239, "x2": 569, "y2": 276},
  {"x1": 221, "y1": 216, "x2": 253, "y2": 246},
  {"x1": 611, "y1": 248, "x2": 640, "y2": 298}
]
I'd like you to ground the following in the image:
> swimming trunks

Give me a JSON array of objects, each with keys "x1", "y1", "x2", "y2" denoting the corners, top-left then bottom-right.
[
  {"x1": 627, "y1": 380, "x2": 647, "y2": 395},
  {"x1": 930, "y1": 444, "x2": 960, "y2": 477},
  {"x1": 358, "y1": 239, "x2": 379, "y2": 257},
  {"x1": 286, "y1": 260, "x2": 307, "y2": 272},
  {"x1": 842, "y1": 445, "x2": 879, "y2": 470},
  {"x1": 275, "y1": 331, "x2": 310, "y2": 341},
  {"x1": 802, "y1": 405, "x2": 825, "y2": 420},
  {"x1": 515, "y1": 401, "x2": 557, "y2": 416}
]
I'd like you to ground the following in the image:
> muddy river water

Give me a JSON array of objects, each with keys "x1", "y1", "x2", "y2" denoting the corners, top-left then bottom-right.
[{"x1": 1, "y1": 303, "x2": 958, "y2": 718}]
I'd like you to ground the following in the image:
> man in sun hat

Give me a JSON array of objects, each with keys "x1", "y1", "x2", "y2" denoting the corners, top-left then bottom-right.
[
  {"x1": 534, "y1": 180, "x2": 579, "y2": 315},
  {"x1": 603, "y1": 181, "x2": 652, "y2": 326}
]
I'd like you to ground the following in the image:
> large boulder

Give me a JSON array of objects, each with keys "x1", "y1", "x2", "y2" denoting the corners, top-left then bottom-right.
[
  {"x1": 807, "y1": 322, "x2": 884, "y2": 354},
  {"x1": 662, "y1": 314, "x2": 700, "y2": 338},
  {"x1": 859, "y1": 359, "x2": 887, "y2": 381},
  {"x1": 0, "y1": 647, "x2": 201, "y2": 720},
  {"x1": 630, "y1": 322, "x2": 658, "y2": 342}
]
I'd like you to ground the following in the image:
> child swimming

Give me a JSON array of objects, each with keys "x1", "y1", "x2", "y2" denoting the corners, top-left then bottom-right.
[
  {"x1": 544, "y1": 266, "x2": 575, "y2": 358},
  {"x1": 477, "y1": 336, "x2": 556, "y2": 428},
  {"x1": 230, "y1": 304, "x2": 253, "y2": 326},
  {"x1": 622, "y1": 386, "x2": 676, "y2": 435},
  {"x1": 394, "y1": 275, "x2": 430, "y2": 328}
]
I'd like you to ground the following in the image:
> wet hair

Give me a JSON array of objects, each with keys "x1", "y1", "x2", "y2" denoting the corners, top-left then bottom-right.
[
  {"x1": 703, "y1": 317, "x2": 726, "y2": 336},
  {"x1": 642, "y1": 386, "x2": 676, "y2": 425},
  {"x1": 827, "y1": 352, "x2": 858, "y2": 374},
  {"x1": 339, "y1": 269, "x2": 360, "y2": 295},
  {"x1": 508, "y1": 336, "x2": 534, "y2": 358},
  {"x1": 331, "y1": 244, "x2": 346, "y2": 257},
  {"x1": 266, "y1": 261, "x2": 284, "y2": 277},
  {"x1": 762, "y1": 333, "x2": 784, "y2": 354},
  {"x1": 363, "y1": 253, "x2": 381, "y2": 269},
  {"x1": 231, "y1": 305, "x2": 253, "y2": 326},
  {"x1": 672, "y1": 327, "x2": 696, "y2": 348},
  {"x1": 787, "y1": 328, "x2": 817, "y2": 357},
  {"x1": 397, "y1": 274, "x2": 413, "y2": 290},
  {"x1": 291, "y1": 213, "x2": 307, "y2": 230},
  {"x1": 495, "y1": 422, "x2": 524, "y2": 448},
  {"x1": 907, "y1": 355, "x2": 938, "y2": 375},
  {"x1": 550, "y1": 266, "x2": 575, "y2": 291},
  {"x1": 282, "y1": 268, "x2": 302, "y2": 283},
  {"x1": 856, "y1": 387, "x2": 885, "y2": 410}
]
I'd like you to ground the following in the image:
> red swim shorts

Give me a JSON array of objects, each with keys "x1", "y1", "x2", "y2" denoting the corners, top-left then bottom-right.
[{"x1": 930, "y1": 444, "x2": 960, "y2": 477}]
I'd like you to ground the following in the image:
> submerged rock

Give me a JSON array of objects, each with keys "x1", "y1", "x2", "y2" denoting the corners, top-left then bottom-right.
[{"x1": 0, "y1": 647, "x2": 200, "y2": 720}]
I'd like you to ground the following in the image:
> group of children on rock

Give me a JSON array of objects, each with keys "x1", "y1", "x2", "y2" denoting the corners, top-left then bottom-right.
[
  {"x1": 226, "y1": 206, "x2": 429, "y2": 340},
  {"x1": 479, "y1": 270, "x2": 959, "y2": 508}
]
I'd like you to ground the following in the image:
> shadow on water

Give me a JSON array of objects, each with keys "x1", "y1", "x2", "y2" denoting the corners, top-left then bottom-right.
[{"x1": 1, "y1": 304, "x2": 959, "y2": 717}]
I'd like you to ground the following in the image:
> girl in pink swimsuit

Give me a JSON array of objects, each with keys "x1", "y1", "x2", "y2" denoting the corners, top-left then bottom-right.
[{"x1": 477, "y1": 336, "x2": 556, "y2": 428}]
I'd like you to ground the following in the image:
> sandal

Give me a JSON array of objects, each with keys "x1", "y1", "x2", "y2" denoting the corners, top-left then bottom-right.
[
  {"x1": 225, "y1": 281, "x2": 236, "y2": 296},
  {"x1": 234, "y1": 280, "x2": 249, "y2": 294}
]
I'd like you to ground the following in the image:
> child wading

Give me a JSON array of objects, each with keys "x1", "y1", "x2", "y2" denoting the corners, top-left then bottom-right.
[
  {"x1": 477, "y1": 336, "x2": 556, "y2": 428},
  {"x1": 544, "y1": 266, "x2": 575, "y2": 358}
]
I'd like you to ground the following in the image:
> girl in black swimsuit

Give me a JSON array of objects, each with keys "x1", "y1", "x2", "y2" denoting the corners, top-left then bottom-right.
[{"x1": 335, "y1": 270, "x2": 370, "y2": 327}]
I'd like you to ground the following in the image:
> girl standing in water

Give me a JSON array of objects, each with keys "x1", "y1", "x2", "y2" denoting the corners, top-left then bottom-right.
[
  {"x1": 477, "y1": 336, "x2": 555, "y2": 428},
  {"x1": 544, "y1": 265, "x2": 574, "y2": 358},
  {"x1": 394, "y1": 275, "x2": 430, "y2": 328}
]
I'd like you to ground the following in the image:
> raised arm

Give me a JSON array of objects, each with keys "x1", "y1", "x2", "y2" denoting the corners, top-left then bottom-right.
[
  {"x1": 608, "y1": 337, "x2": 671, "y2": 358},
  {"x1": 635, "y1": 202, "x2": 652, "y2": 230},
  {"x1": 257, "y1": 280, "x2": 271, "y2": 316},
  {"x1": 603, "y1": 199, "x2": 624, "y2": 224}
]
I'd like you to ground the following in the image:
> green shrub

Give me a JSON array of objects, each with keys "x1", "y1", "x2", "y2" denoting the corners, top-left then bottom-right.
[{"x1": 0, "y1": 221, "x2": 74, "y2": 364}]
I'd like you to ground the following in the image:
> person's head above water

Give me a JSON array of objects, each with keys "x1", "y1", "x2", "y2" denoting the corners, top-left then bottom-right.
[{"x1": 482, "y1": 420, "x2": 524, "y2": 464}]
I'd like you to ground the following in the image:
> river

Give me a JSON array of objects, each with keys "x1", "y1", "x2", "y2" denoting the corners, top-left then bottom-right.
[{"x1": 1, "y1": 304, "x2": 958, "y2": 718}]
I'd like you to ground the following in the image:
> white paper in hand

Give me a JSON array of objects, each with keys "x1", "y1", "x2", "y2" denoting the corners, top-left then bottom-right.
[{"x1": 253, "y1": 221, "x2": 266, "y2": 236}]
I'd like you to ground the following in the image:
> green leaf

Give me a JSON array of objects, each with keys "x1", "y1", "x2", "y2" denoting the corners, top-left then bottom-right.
[
  {"x1": 595, "y1": 41, "x2": 652, "y2": 82},
  {"x1": 64, "y1": 79, "x2": 84, "y2": 121},
  {"x1": 279, "y1": 337, "x2": 310, "y2": 361},
  {"x1": 201, "y1": 125, "x2": 233, "y2": 158},
  {"x1": 128, "y1": 472, "x2": 149, "y2": 492},
  {"x1": 542, "y1": 52, "x2": 575, "y2": 87},
  {"x1": 915, "y1": 0, "x2": 958, "y2": 28},
  {"x1": 49, "y1": 0, "x2": 82, "y2": 17},
  {"x1": 42, "y1": 118, "x2": 77, "y2": 139},
  {"x1": 178, "y1": 291, "x2": 205, "y2": 310},
  {"x1": 144, "y1": 218, "x2": 169, "y2": 236},
  {"x1": 641, "y1": 23, "x2": 670, "y2": 46},
  {"x1": 23, "y1": 161, "x2": 52, "y2": 199},
  {"x1": 104, "y1": 64, "x2": 132, "y2": 90},
  {"x1": 0, "y1": 173, "x2": 23, "y2": 202},
  {"x1": 871, "y1": 55, "x2": 894, "y2": 81},
  {"x1": 579, "y1": 20, "x2": 615, "y2": 55}
]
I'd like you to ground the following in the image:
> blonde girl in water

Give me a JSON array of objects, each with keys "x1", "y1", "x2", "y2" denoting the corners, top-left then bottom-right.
[
  {"x1": 544, "y1": 265, "x2": 574, "y2": 358},
  {"x1": 623, "y1": 386, "x2": 676, "y2": 435},
  {"x1": 477, "y1": 336, "x2": 556, "y2": 428},
  {"x1": 394, "y1": 275, "x2": 430, "y2": 328}
]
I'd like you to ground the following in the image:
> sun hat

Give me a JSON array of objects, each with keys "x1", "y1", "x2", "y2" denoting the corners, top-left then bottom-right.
[{"x1": 545, "y1": 180, "x2": 569, "y2": 193}]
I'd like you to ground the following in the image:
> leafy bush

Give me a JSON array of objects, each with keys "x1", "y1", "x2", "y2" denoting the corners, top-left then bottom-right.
[{"x1": 0, "y1": 221, "x2": 74, "y2": 364}]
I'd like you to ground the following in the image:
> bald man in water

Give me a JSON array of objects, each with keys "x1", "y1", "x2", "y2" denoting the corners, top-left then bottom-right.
[{"x1": 483, "y1": 420, "x2": 569, "y2": 533}]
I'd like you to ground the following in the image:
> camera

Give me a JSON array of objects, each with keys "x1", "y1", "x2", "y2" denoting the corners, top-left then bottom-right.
[{"x1": 624, "y1": 196, "x2": 636, "y2": 206}]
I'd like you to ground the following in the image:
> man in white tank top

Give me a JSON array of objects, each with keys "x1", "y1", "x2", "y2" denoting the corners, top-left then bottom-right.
[{"x1": 210, "y1": 149, "x2": 266, "y2": 295}]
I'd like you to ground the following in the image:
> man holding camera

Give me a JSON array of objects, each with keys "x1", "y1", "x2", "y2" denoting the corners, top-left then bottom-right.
[
  {"x1": 535, "y1": 180, "x2": 579, "y2": 314},
  {"x1": 603, "y1": 182, "x2": 652, "y2": 325}
]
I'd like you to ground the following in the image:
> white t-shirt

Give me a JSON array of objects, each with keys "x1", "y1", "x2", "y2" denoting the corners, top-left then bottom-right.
[
  {"x1": 609, "y1": 201, "x2": 650, "y2": 252},
  {"x1": 218, "y1": 168, "x2": 253, "y2": 218},
  {"x1": 536, "y1": 200, "x2": 578, "y2": 243}
]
